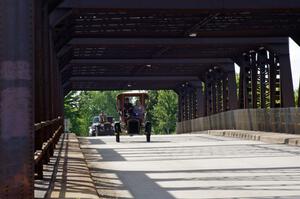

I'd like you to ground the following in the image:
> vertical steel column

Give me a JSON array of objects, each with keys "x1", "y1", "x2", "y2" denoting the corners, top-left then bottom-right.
[
  {"x1": 177, "y1": 90, "x2": 182, "y2": 122},
  {"x1": 42, "y1": 3, "x2": 52, "y2": 164},
  {"x1": 0, "y1": 1, "x2": 34, "y2": 198},
  {"x1": 250, "y1": 52, "x2": 258, "y2": 108},
  {"x1": 274, "y1": 55, "x2": 282, "y2": 107},
  {"x1": 258, "y1": 49, "x2": 268, "y2": 108},
  {"x1": 205, "y1": 73, "x2": 213, "y2": 116},
  {"x1": 186, "y1": 89, "x2": 190, "y2": 120},
  {"x1": 50, "y1": 30, "x2": 59, "y2": 119},
  {"x1": 211, "y1": 75, "x2": 217, "y2": 114},
  {"x1": 235, "y1": 55, "x2": 250, "y2": 109},
  {"x1": 188, "y1": 88, "x2": 194, "y2": 119},
  {"x1": 269, "y1": 53, "x2": 276, "y2": 108},
  {"x1": 244, "y1": 54, "x2": 252, "y2": 109},
  {"x1": 48, "y1": 28, "x2": 56, "y2": 157},
  {"x1": 193, "y1": 82, "x2": 205, "y2": 117},
  {"x1": 192, "y1": 88, "x2": 197, "y2": 119},
  {"x1": 222, "y1": 74, "x2": 228, "y2": 111},
  {"x1": 181, "y1": 89, "x2": 185, "y2": 121},
  {"x1": 34, "y1": 0, "x2": 46, "y2": 179},
  {"x1": 238, "y1": 64, "x2": 244, "y2": 109},
  {"x1": 216, "y1": 74, "x2": 222, "y2": 112},
  {"x1": 278, "y1": 53, "x2": 295, "y2": 107},
  {"x1": 225, "y1": 64, "x2": 238, "y2": 110},
  {"x1": 182, "y1": 87, "x2": 187, "y2": 121},
  {"x1": 205, "y1": 80, "x2": 209, "y2": 116}
]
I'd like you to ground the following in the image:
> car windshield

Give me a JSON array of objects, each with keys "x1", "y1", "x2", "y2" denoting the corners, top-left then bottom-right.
[{"x1": 93, "y1": 116, "x2": 100, "y2": 123}]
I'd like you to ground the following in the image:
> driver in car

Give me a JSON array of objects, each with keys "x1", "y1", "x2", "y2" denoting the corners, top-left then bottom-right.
[{"x1": 124, "y1": 98, "x2": 133, "y2": 117}]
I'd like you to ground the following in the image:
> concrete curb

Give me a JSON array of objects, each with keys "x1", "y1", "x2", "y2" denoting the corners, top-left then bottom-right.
[{"x1": 204, "y1": 130, "x2": 300, "y2": 146}]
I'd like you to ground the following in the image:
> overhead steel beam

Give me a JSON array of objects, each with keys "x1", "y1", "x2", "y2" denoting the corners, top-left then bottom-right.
[
  {"x1": 71, "y1": 85, "x2": 180, "y2": 91},
  {"x1": 49, "y1": 0, "x2": 65, "y2": 12},
  {"x1": 58, "y1": 37, "x2": 289, "y2": 58},
  {"x1": 68, "y1": 37, "x2": 289, "y2": 46},
  {"x1": 58, "y1": 0, "x2": 300, "y2": 10},
  {"x1": 49, "y1": 8, "x2": 72, "y2": 27},
  {"x1": 69, "y1": 58, "x2": 233, "y2": 65},
  {"x1": 69, "y1": 76, "x2": 200, "y2": 81},
  {"x1": 70, "y1": 81, "x2": 184, "y2": 91}
]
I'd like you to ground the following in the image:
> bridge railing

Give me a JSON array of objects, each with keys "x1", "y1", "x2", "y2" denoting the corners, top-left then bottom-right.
[
  {"x1": 177, "y1": 108, "x2": 300, "y2": 135},
  {"x1": 34, "y1": 117, "x2": 63, "y2": 179}
]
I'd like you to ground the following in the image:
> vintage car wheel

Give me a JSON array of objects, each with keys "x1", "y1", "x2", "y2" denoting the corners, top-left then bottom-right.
[
  {"x1": 114, "y1": 123, "x2": 121, "y2": 142},
  {"x1": 114, "y1": 122, "x2": 121, "y2": 133},
  {"x1": 146, "y1": 132, "x2": 151, "y2": 142},
  {"x1": 116, "y1": 131, "x2": 120, "y2": 142},
  {"x1": 145, "y1": 121, "x2": 151, "y2": 142}
]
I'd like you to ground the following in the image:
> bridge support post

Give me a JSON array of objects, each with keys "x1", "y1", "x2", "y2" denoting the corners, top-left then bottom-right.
[
  {"x1": 225, "y1": 64, "x2": 238, "y2": 111},
  {"x1": 177, "y1": 91, "x2": 182, "y2": 122},
  {"x1": 190, "y1": 81, "x2": 205, "y2": 117},
  {"x1": 185, "y1": 89, "x2": 189, "y2": 120},
  {"x1": 236, "y1": 43, "x2": 294, "y2": 109},
  {"x1": 237, "y1": 57, "x2": 248, "y2": 109},
  {"x1": 188, "y1": 87, "x2": 194, "y2": 120},
  {"x1": 204, "y1": 64, "x2": 237, "y2": 116},
  {"x1": 0, "y1": 1, "x2": 34, "y2": 198},
  {"x1": 278, "y1": 54, "x2": 295, "y2": 107},
  {"x1": 34, "y1": 0, "x2": 45, "y2": 179},
  {"x1": 178, "y1": 87, "x2": 187, "y2": 121},
  {"x1": 182, "y1": 88, "x2": 186, "y2": 121},
  {"x1": 205, "y1": 73, "x2": 211, "y2": 115}
]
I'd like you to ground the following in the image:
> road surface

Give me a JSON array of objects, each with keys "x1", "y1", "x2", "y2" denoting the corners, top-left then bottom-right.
[{"x1": 79, "y1": 134, "x2": 300, "y2": 199}]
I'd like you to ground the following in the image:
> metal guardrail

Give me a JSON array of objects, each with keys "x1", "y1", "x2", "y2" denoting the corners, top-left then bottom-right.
[{"x1": 34, "y1": 117, "x2": 63, "y2": 179}]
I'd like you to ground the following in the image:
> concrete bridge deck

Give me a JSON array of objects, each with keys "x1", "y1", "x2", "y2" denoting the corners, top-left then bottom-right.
[{"x1": 77, "y1": 133, "x2": 300, "y2": 199}]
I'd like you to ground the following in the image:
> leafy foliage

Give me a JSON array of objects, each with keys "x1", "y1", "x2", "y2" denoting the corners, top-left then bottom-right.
[
  {"x1": 64, "y1": 91, "x2": 121, "y2": 136},
  {"x1": 151, "y1": 91, "x2": 178, "y2": 134}
]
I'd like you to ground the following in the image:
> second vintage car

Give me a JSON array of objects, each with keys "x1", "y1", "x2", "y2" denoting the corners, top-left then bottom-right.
[{"x1": 89, "y1": 115, "x2": 114, "y2": 136}]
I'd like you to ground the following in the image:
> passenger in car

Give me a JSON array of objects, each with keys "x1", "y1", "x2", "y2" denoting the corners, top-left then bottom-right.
[
  {"x1": 99, "y1": 111, "x2": 107, "y2": 123},
  {"x1": 133, "y1": 100, "x2": 145, "y2": 120}
]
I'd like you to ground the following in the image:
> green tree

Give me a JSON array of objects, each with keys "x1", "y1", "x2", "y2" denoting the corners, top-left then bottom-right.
[
  {"x1": 146, "y1": 90, "x2": 158, "y2": 129},
  {"x1": 152, "y1": 90, "x2": 178, "y2": 134},
  {"x1": 64, "y1": 91, "x2": 81, "y2": 134},
  {"x1": 64, "y1": 91, "x2": 121, "y2": 136}
]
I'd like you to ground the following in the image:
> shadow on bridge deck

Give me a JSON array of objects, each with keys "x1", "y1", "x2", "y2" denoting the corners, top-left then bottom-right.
[{"x1": 35, "y1": 133, "x2": 100, "y2": 199}]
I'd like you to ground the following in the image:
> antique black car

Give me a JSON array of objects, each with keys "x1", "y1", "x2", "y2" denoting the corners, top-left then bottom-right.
[{"x1": 114, "y1": 91, "x2": 152, "y2": 142}]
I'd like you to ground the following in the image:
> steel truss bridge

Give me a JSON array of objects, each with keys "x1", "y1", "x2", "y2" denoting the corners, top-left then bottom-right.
[{"x1": 1, "y1": 0, "x2": 300, "y2": 198}]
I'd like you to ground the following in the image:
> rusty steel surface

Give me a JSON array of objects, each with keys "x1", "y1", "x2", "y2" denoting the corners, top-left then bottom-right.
[{"x1": 0, "y1": 0, "x2": 34, "y2": 199}]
